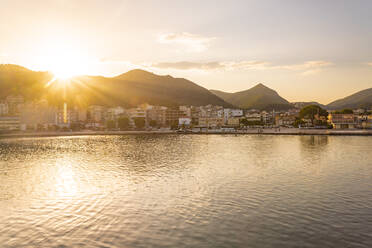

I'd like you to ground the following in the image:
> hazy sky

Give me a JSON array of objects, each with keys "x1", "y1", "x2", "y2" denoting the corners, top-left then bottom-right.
[{"x1": 1, "y1": 0, "x2": 371, "y2": 104}]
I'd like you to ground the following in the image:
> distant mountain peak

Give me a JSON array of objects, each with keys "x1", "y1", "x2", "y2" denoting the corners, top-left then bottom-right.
[
  {"x1": 254, "y1": 83, "x2": 266, "y2": 87},
  {"x1": 210, "y1": 83, "x2": 291, "y2": 110},
  {"x1": 115, "y1": 69, "x2": 176, "y2": 81},
  {"x1": 115, "y1": 69, "x2": 155, "y2": 79},
  {"x1": 251, "y1": 83, "x2": 272, "y2": 91}
]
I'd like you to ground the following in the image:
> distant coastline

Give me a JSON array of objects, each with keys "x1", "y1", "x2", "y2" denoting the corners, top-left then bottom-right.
[{"x1": 1, "y1": 128, "x2": 372, "y2": 139}]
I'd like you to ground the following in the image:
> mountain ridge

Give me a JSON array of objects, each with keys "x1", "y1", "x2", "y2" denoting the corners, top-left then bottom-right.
[
  {"x1": 326, "y1": 88, "x2": 372, "y2": 110},
  {"x1": 210, "y1": 83, "x2": 292, "y2": 110},
  {"x1": 1, "y1": 64, "x2": 371, "y2": 110},
  {"x1": 0, "y1": 64, "x2": 232, "y2": 108}
]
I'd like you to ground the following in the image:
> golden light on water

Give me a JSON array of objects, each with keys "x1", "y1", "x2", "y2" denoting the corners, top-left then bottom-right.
[
  {"x1": 54, "y1": 160, "x2": 78, "y2": 198},
  {"x1": 64, "y1": 103, "x2": 68, "y2": 124}
]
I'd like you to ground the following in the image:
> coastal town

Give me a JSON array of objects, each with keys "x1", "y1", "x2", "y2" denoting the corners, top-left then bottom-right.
[{"x1": 0, "y1": 94, "x2": 371, "y2": 134}]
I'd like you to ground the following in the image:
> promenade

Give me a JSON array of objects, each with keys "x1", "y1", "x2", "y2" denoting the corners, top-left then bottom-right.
[{"x1": 1, "y1": 128, "x2": 372, "y2": 138}]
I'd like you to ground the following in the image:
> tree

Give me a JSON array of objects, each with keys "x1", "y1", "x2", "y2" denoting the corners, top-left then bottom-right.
[
  {"x1": 134, "y1": 117, "x2": 146, "y2": 129},
  {"x1": 335, "y1": 109, "x2": 353, "y2": 114},
  {"x1": 149, "y1": 119, "x2": 157, "y2": 128},
  {"x1": 106, "y1": 120, "x2": 116, "y2": 130},
  {"x1": 70, "y1": 122, "x2": 82, "y2": 131},
  {"x1": 240, "y1": 118, "x2": 263, "y2": 127},
  {"x1": 299, "y1": 105, "x2": 328, "y2": 125},
  {"x1": 118, "y1": 117, "x2": 130, "y2": 130},
  {"x1": 170, "y1": 120, "x2": 179, "y2": 130},
  {"x1": 240, "y1": 118, "x2": 249, "y2": 127},
  {"x1": 293, "y1": 117, "x2": 305, "y2": 128}
]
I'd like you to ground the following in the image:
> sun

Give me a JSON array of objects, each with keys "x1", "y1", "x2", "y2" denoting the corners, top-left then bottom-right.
[
  {"x1": 52, "y1": 66, "x2": 80, "y2": 80},
  {"x1": 49, "y1": 53, "x2": 87, "y2": 80},
  {"x1": 34, "y1": 38, "x2": 92, "y2": 81}
]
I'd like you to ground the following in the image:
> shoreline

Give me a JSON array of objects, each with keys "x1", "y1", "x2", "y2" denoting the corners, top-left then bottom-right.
[{"x1": 1, "y1": 129, "x2": 372, "y2": 138}]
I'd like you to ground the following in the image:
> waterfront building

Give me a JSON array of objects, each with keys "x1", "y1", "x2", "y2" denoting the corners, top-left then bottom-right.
[
  {"x1": 261, "y1": 111, "x2": 274, "y2": 124},
  {"x1": 328, "y1": 113, "x2": 358, "y2": 129},
  {"x1": 146, "y1": 106, "x2": 167, "y2": 126},
  {"x1": 6, "y1": 95, "x2": 24, "y2": 115},
  {"x1": 227, "y1": 117, "x2": 241, "y2": 127},
  {"x1": 165, "y1": 108, "x2": 186, "y2": 126},
  {"x1": 190, "y1": 106, "x2": 201, "y2": 125},
  {"x1": 106, "y1": 106, "x2": 125, "y2": 121},
  {"x1": 198, "y1": 117, "x2": 224, "y2": 128},
  {"x1": 245, "y1": 111, "x2": 261, "y2": 122},
  {"x1": 55, "y1": 107, "x2": 80, "y2": 127},
  {"x1": 127, "y1": 107, "x2": 147, "y2": 126},
  {"x1": 0, "y1": 116, "x2": 20, "y2": 131},
  {"x1": 222, "y1": 109, "x2": 243, "y2": 124},
  {"x1": 179, "y1": 106, "x2": 192, "y2": 117},
  {"x1": 178, "y1": 117, "x2": 192, "y2": 127},
  {"x1": 199, "y1": 105, "x2": 223, "y2": 118},
  {"x1": 20, "y1": 101, "x2": 57, "y2": 130},
  {"x1": 275, "y1": 114, "x2": 296, "y2": 126},
  {"x1": 361, "y1": 115, "x2": 372, "y2": 129},
  {"x1": 88, "y1": 105, "x2": 106, "y2": 123}
]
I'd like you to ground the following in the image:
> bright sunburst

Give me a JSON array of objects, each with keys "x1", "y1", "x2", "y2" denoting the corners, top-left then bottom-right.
[
  {"x1": 49, "y1": 52, "x2": 87, "y2": 80},
  {"x1": 33, "y1": 37, "x2": 92, "y2": 83}
]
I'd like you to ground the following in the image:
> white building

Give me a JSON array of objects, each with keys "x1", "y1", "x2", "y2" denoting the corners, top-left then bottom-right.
[
  {"x1": 106, "y1": 106, "x2": 125, "y2": 120},
  {"x1": 245, "y1": 112, "x2": 261, "y2": 122},
  {"x1": 222, "y1": 109, "x2": 243, "y2": 124},
  {"x1": 127, "y1": 107, "x2": 147, "y2": 126},
  {"x1": 88, "y1": 105, "x2": 106, "y2": 123},
  {"x1": 0, "y1": 116, "x2": 20, "y2": 130},
  {"x1": 179, "y1": 117, "x2": 192, "y2": 126}
]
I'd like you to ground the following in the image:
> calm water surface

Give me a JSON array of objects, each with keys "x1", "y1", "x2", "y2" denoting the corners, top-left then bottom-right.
[{"x1": 0, "y1": 135, "x2": 372, "y2": 248}]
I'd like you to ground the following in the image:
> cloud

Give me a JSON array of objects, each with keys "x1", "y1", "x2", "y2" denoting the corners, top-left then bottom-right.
[
  {"x1": 278, "y1": 61, "x2": 333, "y2": 75},
  {"x1": 150, "y1": 60, "x2": 332, "y2": 74},
  {"x1": 367, "y1": 62, "x2": 372, "y2": 67},
  {"x1": 223, "y1": 61, "x2": 271, "y2": 70},
  {"x1": 152, "y1": 61, "x2": 224, "y2": 70},
  {"x1": 275, "y1": 60, "x2": 332, "y2": 71},
  {"x1": 151, "y1": 61, "x2": 271, "y2": 71},
  {"x1": 157, "y1": 32, "x2": 215, "y2": 52}
]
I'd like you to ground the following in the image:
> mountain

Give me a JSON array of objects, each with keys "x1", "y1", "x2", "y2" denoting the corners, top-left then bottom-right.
[
  {"x1": 210, "y1": 83, "x2": 292, "y2": 110},
  {"x1": 0, "y1": 64, "x2": 53, "y2": 101},
  {"x1": 327, "y1": 88, "x2": 372, "y2": 110},
  {"x1": 70, "y1": 69, "x2": 232, "y2": 107},
  {"x1": 0, "y1": 65, "x2": 231, "y2": 107},
  {"x1": 291, "y1": 101, "x2": 326, "y2": 109}
]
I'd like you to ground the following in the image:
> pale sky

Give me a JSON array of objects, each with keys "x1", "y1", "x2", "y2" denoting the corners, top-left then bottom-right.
[{"x1": 0, "y1": 0, "x2": 371, "y2": 104}]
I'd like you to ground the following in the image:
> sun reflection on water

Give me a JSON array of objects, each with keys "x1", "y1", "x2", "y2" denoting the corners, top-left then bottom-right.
[{"x1": 54, "y1": 160, "x2": 78, "y2": 198}]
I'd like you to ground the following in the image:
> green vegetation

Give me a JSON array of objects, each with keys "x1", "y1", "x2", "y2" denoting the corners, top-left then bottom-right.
[
  {"x1": 118, "y1": 117, "x2": 130, "y2": 130},
  {"x1": 334, "y1": 109, "x2": 353, "y2": 114},
  {"x1": 106, "y1": 120, "x2": 116, "y2": 130},
  {"x1": 292, "y1": 102, "x2": 326, "y2": 109},
  {"x1": 299, "y1": 105, "x2": 328, "y2": 125},
  {"x1": 149, "y1": 120, "x2": 157, "y2": 128},
  {"x1": 210, "y1": 83, "x2": 292, "y2": 110},
  {"x1": 240, "y1": 118, "x2": 263, "y2": 127},
  {"x1": 134, "y1": 117, "x2": 146, "y2": 129},
  {"x1": 293, "y1": 118, "x2": 305, "y2": 128}
]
